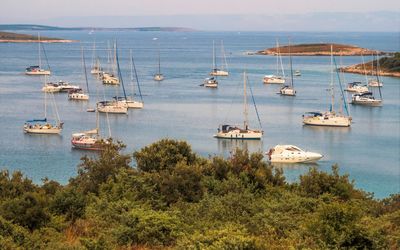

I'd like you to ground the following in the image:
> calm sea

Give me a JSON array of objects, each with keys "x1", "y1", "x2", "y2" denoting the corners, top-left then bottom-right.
[{"x1": 0, "y1": 31, "x2": 398, "y2": 198}]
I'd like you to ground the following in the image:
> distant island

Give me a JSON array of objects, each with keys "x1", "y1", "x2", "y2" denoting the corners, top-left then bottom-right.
[
  {"x1": 340, "y1": 52, "x2": 400, "y2": 78},
  {"x1": 0, "y1": 31, "x2": 75, "y2": 43},
  {"x1": 257, "y1": 43, "x2": 388, "y2": 56},
  {"x1": 0, "y1": 24, "x2": 195, "y2": 32}
]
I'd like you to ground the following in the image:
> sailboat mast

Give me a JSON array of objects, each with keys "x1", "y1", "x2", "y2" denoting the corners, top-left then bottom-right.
[
  {"x1": 115, "y1": 42, "x2": 127, "y2": 100},
  {"x1": 44, "y1": 75, "x2": 47, "y2": 119},
  {"x1": 330, "y1": 45, "x2": 335, "y2": 112},
  {"x1": 157, "y1": 43, "x2": 161, "y2": 75},
  {"x1": 221, "y1": 40, "x2": 228, "y2": 71},
  {"x1": 276, "y1": 39, "x2": 279, "y2": 75},
  {"x1": 81, "y1": 47, "x2": 90, "y2": 94},
  {"x1": 130, "y1": 49, "x2": 135, "y2": 96},
  {"x1": 212, "y1": 40, "x2": 216, "y2": 70},
  {"x1": 91, "y1": 40, "x2": 96, "y2": 70},
  {"x1": 243, "y1": 72, "x2": 248, "y2": 129},
  {"x1": 38, "y1": 33, "x2": 42, "y2": 68},
  {"x1": 289, "y1": 40, "x2": 294, "y2": 88},
  {"x1": 376, "y1": 53, "x2": 383, "y2": 99}
]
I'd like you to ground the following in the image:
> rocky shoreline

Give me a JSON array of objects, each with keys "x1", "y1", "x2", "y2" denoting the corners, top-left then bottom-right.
[
  {"x1": 258, "y1": 43, "x2": 388, "y2": 56},
  {"x1": 339, "y1": 67, "x2": 400, "y2": 78}
]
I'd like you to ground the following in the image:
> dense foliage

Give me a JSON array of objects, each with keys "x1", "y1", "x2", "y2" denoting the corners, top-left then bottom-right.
[{"x1": 0, "y1": 139, "x2": 399, "y2": 249}]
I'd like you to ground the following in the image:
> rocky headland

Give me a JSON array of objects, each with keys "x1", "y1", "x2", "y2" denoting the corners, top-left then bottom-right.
[{"x1": 258, "y1": 43, "x2": 388, "y2": 56}]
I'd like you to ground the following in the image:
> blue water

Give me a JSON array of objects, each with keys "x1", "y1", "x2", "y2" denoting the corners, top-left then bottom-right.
[{"x1": 0, "y1": 31, "x2": 399, "y2": 198}]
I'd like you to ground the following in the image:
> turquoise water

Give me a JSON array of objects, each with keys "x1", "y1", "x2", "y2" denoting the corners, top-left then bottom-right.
[{"x1": 0, "y1": 31, "x2": 398, "y2": 198}]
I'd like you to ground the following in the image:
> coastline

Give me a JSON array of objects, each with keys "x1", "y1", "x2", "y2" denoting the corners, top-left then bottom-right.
[
  {"x1": 339, "y1": 67, "x2": 400, "y2": 78},
  {"x1": 0, "y1": 39, "x2": 76, "y2": 43}
]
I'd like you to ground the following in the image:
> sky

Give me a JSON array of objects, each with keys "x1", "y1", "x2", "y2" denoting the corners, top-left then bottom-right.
[{"x1": 1, "y1": 0, "x2": 399, "y2": 31}]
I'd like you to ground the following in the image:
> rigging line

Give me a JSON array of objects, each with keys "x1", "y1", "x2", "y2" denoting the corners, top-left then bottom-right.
[
  {"x1": 131, "y1": 51, "x2": 143, "y2": 102},
  {"x1": 115, "y1": 42, "x2": 127, "y2": 100},
  {"x1": 375, "y1": 54, "x2": 383, "y2": 99},
  {"x1": 41, "y1": 42, "x2": 51, "y2": 72},
  {"x1": 339, "y1": 54, "x2": 351, "y2": 116},
  {"x1": 224, "y1": 74, "x2": 242, "y2": 124},
  {"x1": 333, "y1": 56, "x2": 349, "y2": 116},
  {"x1": 247, "y1": 75, "x2": 263, "y2": 130}
]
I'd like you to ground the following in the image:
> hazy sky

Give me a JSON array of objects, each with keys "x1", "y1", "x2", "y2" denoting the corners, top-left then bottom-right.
[
  {"x1": 1, "y1": 0, "x2": 399, "y2": 21},
  {"x1": 0, "y1": 0, "x2": 399, "y2": 31}
]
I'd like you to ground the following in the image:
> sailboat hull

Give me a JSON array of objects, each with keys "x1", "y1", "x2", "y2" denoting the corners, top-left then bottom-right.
[
  {"x1": 214, "y1": 130, "x2": 263, "y2": 140},
  {"x1": 154, "y1": 74, "x2": 164, "y2": 81},
  {"x1": 303, "y1": 116, "x2": 351, "y2": 127},
  {"x1": 263, "y1": 76, "x2": 285, "y2": 84},
  {"x1": 25, "y1": 70, "x2": 51, "y2": 75},
  {"x1": 210, "y1": 70, "x2": 229, "y2": 76},
  {"x1": 24, "y1": 126, "x2": 62, "y2": 134}
]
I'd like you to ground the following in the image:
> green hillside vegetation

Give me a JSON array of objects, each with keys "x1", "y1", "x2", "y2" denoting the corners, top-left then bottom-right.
[
  {"x1": 0, "y1": 139, "x2": 399, "y2": 249},
  {"x1": 374, "y1": 53, "x2": 400, "y2": 72},
  {"x1": 271, "y1": 43, "x2": 360, "y2": 53}
]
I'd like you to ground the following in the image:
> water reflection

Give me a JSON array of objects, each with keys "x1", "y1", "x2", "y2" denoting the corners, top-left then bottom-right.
[{"x1": 217, "y1": 139, "x2": 264, "y2": 156}]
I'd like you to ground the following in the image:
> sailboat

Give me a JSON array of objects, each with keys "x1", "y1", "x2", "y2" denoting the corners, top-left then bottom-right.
[
  {"x1": 25, "y1": 34, "x2": 51, "y2": 75},
  {"x1": 214, "y1": 72, "x2": 263, "y2": 139},
  {"x1": 90, "y1": 40, "x2": 103, "y2": 75},
  {"x1": 351, "y1": 54, "x2": 383, "y2": 106},
  {"x1": 71, "y1": 109, "x2": 109, "y2": 150},
  {"x1": 279, "y1": 41, "x2": 296, "y2": 96},
  {"x1": 210, "y1": 40, "x2": 229, "y2": 76},
  {"x1": 368, "y1": 53, "x2": 384, "y2": 87},
  {"x1": 114, "y1": 49, "x2": 144, "y2": 109},
  {"x1": 69, "y1": 47, "x2": 90, "y2": 101},
  {"x1": 24, "y1": 75, "x2": 63, "y2": 134},
  {"x1": 263, "y1": 40, "x2": 285, "y2": 84},
  {"x1": 102, "y1": 42, "x2": 119, "y2": 85},
  {"x1": 154, "y1": 43, "x2": 164, "y2": 81},
  {"x1": 97, "y1": 42, "x2": 128, "y2": 114},
  {"x1": 303, "y1": 45, "x2": 352, "y2": 127}
]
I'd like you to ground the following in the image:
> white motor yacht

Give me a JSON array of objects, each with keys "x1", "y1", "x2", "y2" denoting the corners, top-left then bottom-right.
[
  {"x1": 102, "y1": 73, "x2": 119, "y2": 85},
  {"x1": 203, "y1": 77, "x2": 218, "y2": 88},
  {"x1": 263, "y1": 75, "x2": 285, "y2": 84},
  {"x1": 68, "y1": 89, "x2": 89, "y2": 100},
  {"x1": 351, "y1": 92, "x2": 382, "y2": 106},
  {"x1": 266, "y1": 145, "x2": 323, "y2": 163},
  {"x1": 345, "y1": 82, "x2": 369, "y2": 93}
]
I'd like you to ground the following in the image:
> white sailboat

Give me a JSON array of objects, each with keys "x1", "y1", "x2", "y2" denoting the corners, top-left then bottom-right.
[
  {"x1": 351, "y1": 54, "x2": 383, "y2": 106},
  {"x1": 71, "y1": 109, "x2": 109, "y2": 150},
  {"x1": 69, "y1": 47, "x2": 90, "y2": 101},
  {"x1": 97, "y1": 42, "x2": 128, "y2": 114},
  {"x1": 114, "y1": 49, "x2": 144, "y2": 109},
  {"x1": 24, "y1": 75, "x2": 63, "y2": 134},
  {"x1": 154, "y1": 43, "x2": 164, "y2": 81},
  {"x1": 210, "y1": 40, "x2": 229, "y2": 76},
  {"x1": 102, "y1": 42, "x2": 120, "y2": 85},
  {"x1": 263, "y1": 39, "x2": 285, "y2": 84},
  {"x1": 303, "y1": 45, "x2": 352, "y2": 127},
  {"x1": 279, "y1": 41, "x2": 296, "y2": 96},
  {"x1": 25, "y1": 34, "x2": 51, "y2": 75},
  {"x1": 266, "y1": 145, "x2": 323, "y2": 163},
  {"x1": 368, "y1": 53, "x2": 383, "y2": 87},
  {"x1": 90, "y1": 40, "x2": 103, "y2": 75},
  {"x1": 214, "y1": 72, "x2": 263, "y2": 140}
]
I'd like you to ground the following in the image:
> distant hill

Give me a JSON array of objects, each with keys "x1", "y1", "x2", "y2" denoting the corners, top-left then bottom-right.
[
  {"x1": 0, "y1": 24, "x2": 195, "y2": 32},
  {"x1": 0, "y1": 31, "x2": 75, "y2": 43},
  {"x1": 258, "y1": 43, "x2": 389, "y2": 56},
  {"x1": 340, "y1": 53, "x2": 400, "y2": 78}
]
